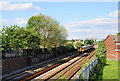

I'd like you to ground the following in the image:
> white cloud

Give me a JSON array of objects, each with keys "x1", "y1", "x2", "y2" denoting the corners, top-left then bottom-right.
[
  {"x1": 0, "y1": 18, "x2": 27, "y2": 25},
  {"x1": 0, "y1": 1, "x2": 41, "y2": 11},
  {"x1": 64, "y1": 17, "x2": 118, "y2": 40},
  {"x1": 65, "y1": 17, "x2": 117, "y2": 30},
  {"x1": 108, "y1": 10, "x2": 118, "y2": 17}
]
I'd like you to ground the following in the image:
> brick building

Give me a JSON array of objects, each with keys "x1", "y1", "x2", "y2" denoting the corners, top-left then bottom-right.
[{"x1": 104, "y1": 35, "x2": 120, "y2": 61}]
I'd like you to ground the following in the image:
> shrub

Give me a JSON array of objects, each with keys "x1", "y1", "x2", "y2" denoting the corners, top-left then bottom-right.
[
  {"x1": 47, "y1": 45, "x2": 52, "y2": 53},
  {"x1": 73, "y1": 42, "x2": 83, "y2": 49},
  {"x1": 65, "y1": 44, "x2": 74, "y2": 51},
  {"x1": 55, "y1": 46, "x2": 67, "y2": 54},
  {"x1": 89, "y1": 41, "x2": 106, "y2": 79}
]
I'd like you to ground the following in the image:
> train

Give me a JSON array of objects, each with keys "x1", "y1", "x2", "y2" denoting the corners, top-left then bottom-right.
[{"x1": 78, "y1": 44, "x2": 94, "y2": 53}]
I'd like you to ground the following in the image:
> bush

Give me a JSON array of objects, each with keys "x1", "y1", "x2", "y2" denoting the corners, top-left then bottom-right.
[
  {"x1": 84, "y1": 40, "x2": 94, "y2": 45},
  {"x1": 55, "y1": 46, "x2": 67, "y2": 54},
  {"x1": 89, "y1": 41, "x2": 106, "y2": 79},
  {"x1": 65, "y1": 44, "x2": 74, "y2": 51},
  {"x1": 47, "y1": 45, "x2": 52, "y2": 53},
  {"x1": 73, "y1": 42, "x2": 83, "y2": 49},
  {"x1": 52, "y1": 44, "x2": 75, "y2": 54}
]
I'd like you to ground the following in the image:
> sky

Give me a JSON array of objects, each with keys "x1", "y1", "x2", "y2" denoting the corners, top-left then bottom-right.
[{"x1": 0, "y1": 1, "x2": 118, "y2": 40}]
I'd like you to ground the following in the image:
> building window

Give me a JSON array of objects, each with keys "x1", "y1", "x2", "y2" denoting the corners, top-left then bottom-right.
[{"x1": 116, "y1": 43, "x2": 120, "y2": 45}]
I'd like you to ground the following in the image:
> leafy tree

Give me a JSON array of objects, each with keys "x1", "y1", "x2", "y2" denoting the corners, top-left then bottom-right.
[
  {"x1": 47, "y1": 45, "x2": 52, "y2": 53},
  {"x1": 95, "y1": 42, "x2": 106, "y2": 58},
  {"x1": 1, "y1": 25, "x2": 40, "y2": 51},
  {"x1": 27, "y1": 14, "x2": 58, "y2": 52},
  {"x1": 84, "y1": 40, "x2": 94, "y2": 45},
  {"x1": 55, "y1": 46, "x2": 67, "y2": 54},
  {"x1": 65, "y1": 44, "x2": 74, "y2": 51},
  {"x1": 68, "y1": 39, "x2": 75, "y2": 44},
  {"x1": 2, "y1": 14, "x2": 68, "y2": 54},
  {"x1": 73, "y1": 42, "x2": 83, "y2": 49},
  {"x1": 50, "y1": 26, "x2": 68, "y2": 48},
  {"x1": 23, "y1": 27, "x2": 40, "y2": 49},
  {"x1": 27, "y1": 14, "x2": 68, "y2": 52},
  {"x1": 2, "y1": 25, "x2": 20, "y2": 51},
  {"x1": 80, "y1": 39, "x2": 83, "y2": 42}
]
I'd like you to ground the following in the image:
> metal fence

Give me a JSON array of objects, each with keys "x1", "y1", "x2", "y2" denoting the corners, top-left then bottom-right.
[{"x1": 76, "y1": 58, "x2": 98, "y2": 80}]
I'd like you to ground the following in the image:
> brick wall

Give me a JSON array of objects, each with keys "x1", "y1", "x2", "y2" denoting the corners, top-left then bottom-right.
[
  {"x1": 115, "y1": 44, "x2": 120, "y2": 61},
  {"x1": 104, "y1": 36, "x2": 115, "y2": 60},
  {"x1": 2, "y1": 53, "x2": 56, "y2": 74},
  {"x1": 104, "y1": 35, "x2": 120, "y2": 61},
  {"x1": 2, "y1": 56, "x2": 28, "y2": 74},
  {"x1": 115, "y1": 52, "x2": 120, "y2": 61}
]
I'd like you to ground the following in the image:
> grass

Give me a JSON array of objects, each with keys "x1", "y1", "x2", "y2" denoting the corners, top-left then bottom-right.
[
  {"x1": 102, "y1": 59, "x2": 119, "y2": 79},
  {"x1": 81, "y1": 55, "x2": 96, "y2": 68}
]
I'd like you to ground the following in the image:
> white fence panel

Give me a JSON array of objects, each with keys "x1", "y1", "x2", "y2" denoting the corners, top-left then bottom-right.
[{"x1": 76, "y1": 58, "x2": 98, "y2": 80}]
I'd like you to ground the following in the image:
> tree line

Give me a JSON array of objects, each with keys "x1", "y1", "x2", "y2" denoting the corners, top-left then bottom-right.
[{"x1": 1, "y1": 14, "x2": 68, "y2": 52}]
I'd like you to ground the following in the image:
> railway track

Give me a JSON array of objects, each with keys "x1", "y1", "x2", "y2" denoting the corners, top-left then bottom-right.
[
  {"x1": 21, "y1": 52, "x2": 85, "y2": 81},
  {"x1": 2, "y1": 49, "x2": 95, "y2": 81},
  {"x1": 59, "y1": 50, "x2": 95, "y2": 80},
  {"x1": 2, "y1": 51, "x2": 81, "y2": 81},
  {"x1": 31, "y1": 54, "x2": 85, "y2": 80},
  {"x1": 30, "y1": 49, "x2": 95, "y2": 81}
]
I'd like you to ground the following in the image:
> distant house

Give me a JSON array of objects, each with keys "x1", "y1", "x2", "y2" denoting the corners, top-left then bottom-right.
[
  {"x1": 104, "y1": 35, "x2": 120, "y2": 61},
  {"x1": 74, "y1": 39, "x2": 81, "y2": 44},
  {"x1": 75, "y1": 39, "x2": 81, "y2": 42}
]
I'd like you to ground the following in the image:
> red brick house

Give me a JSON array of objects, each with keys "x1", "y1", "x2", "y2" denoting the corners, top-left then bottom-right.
[{"x1": 104, "y1": 35, "x2": 120, "y2": 61}]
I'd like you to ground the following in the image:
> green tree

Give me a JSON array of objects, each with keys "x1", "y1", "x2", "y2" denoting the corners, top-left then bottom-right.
[
  {"x1": 50, "y1": 26, "x2": 68, "y2": 48},
  {"x1": 23, "y1": 27, "x2": 40, "y2": 49},
  {"x1": 84, "y1": 40, "x2": 94, "y2": 45},
  {"x1": 27, "y1": 14, "x2": 59, "y2": 52},
  {"x1": 68, "y1": 39, "x2": 75, "y2": 44},
  {"x1": 65, "y1": 44, "x2": 74, "y2": 51},
  {"x1": 73, "y1": 42, "x2": 83, "y2": 49},
  {"x1": 80, "y1": 39, "x2": 83, "y2": 42},
  {"x1": 2, "y1": 25, "x2": 20, "y2": 51},
  {"x1": 27, "y1": 14, "x2": 68, "y2": 52},
  {"x1": 2, "y1": 25, "x2": 40, "y2": 51}
]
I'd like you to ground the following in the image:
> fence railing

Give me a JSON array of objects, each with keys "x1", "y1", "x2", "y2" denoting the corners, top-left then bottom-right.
[{"x1": 76, "y1": 58, "x2": 98, "y2": 80}]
